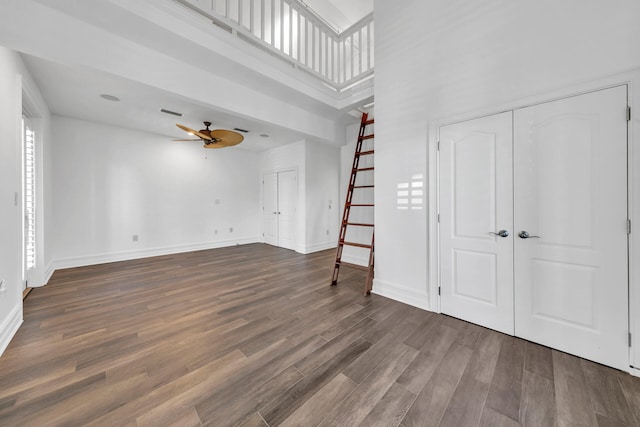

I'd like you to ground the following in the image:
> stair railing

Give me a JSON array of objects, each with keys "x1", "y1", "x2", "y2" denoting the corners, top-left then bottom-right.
[{"x1": 174, "y1": 0, "x2": 374, "y2": 91}]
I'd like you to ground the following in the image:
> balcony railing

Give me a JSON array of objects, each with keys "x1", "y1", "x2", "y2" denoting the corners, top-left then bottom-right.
[{"x1": 175, "y1": 0, "x2": 374, "y2": 91}]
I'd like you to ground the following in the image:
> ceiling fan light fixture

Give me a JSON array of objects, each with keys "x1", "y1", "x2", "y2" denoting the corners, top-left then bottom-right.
[{"x1": 175, "y1": 122, "x2": 243, "y2": 148}]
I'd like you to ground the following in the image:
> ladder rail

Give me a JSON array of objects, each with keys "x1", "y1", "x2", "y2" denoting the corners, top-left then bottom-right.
[{"x1": 331, "y1": 112, "x2": 375, "y2": 295}]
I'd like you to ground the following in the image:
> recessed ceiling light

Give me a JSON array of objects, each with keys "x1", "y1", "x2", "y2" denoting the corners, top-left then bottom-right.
[
  {"x1": 100, "y1": 94, "x2": 120, "y2": 102},
  {"x1": 259, "y1": 134, "x2": 269, "y2": 138}
]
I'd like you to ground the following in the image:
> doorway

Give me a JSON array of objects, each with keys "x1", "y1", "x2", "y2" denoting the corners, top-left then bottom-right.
[
  {"x1": 263, "y1": 170, "x2": 297, "y2": 250},
  {"x1": 22, "y1": 115, "x2": 36, "y2": 292},
  {"x1": 438, "y1": 86, "x2": 629, "y2": 370}
]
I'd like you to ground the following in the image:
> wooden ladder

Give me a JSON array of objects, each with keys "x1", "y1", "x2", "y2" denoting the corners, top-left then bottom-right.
[{"x1": 331, "y1": 112, "x2": 375, "y2": 295}]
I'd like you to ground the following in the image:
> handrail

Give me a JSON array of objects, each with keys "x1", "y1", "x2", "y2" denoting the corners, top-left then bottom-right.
[{"x1": 173, "y1": 0, "x2": 374, "y2": 91}]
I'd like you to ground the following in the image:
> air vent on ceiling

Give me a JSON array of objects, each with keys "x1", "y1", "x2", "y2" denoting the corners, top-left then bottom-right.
[
  {"x1": 160, "y1": 108, "x2": 183, "y2": 117},
  {"x1": 233, "y1": 127, "x2": 249, "y2": 133},
  {"x1": 100, "y1": 94, "x2": 120, "y2": 101}
]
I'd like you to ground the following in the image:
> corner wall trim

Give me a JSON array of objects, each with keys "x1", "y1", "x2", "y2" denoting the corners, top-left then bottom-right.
[
  {"x1": 0, "y1": 304, "x2": 23, "y2": 357},
  {"x1": 43, "y1": 260, "x2": 55, "y2": 286},
  {"x1": 301, "y1": 241, "x2": 337, "y2": 254},
  {"x1": 371, "y1": 278, "x2": 432, "y2": 312}
]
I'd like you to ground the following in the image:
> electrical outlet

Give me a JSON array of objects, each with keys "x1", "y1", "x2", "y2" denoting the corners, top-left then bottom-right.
[
  {"x1": 0, "y1": 279, "x2": 6, "y2": 294},
  {"x1": 214, "y1": 229, "x2": 218, "y2": 235},
  {"x1": 132, "y1": 234, "x2": 139, "y2": 242},
  {"x1": 229, "y1": 227, "x2": 233, "y2": 233}
]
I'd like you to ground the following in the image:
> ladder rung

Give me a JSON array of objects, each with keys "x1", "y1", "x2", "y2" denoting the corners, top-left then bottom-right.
[
  {"x1": 359, "y1": 134, "x2": 374, "y2": 141},
  {"x1": 345, "y1": 222, "x2": 374, "y2": 227},
  {"x1": 335, "y1": 261, "x2": 369, "y2": 271},
  {"x1": 357, "y1": 150, "x2": 374, "y2": 156},
  {"x1": 347, "y1": 203, "x2": 374, "y2": 207},
  {"x1": 352, "y1": 185, "x2": 374, "y2": 189},
  {"x1": 364, "y1": 119, "x2": 374, "y2": 126},
  {"x1": 355, "y1": 167, "x2": 374, "y2": 172},
  {"x1": 340, "y1": 241, "x2": 373, "y2": 249}
]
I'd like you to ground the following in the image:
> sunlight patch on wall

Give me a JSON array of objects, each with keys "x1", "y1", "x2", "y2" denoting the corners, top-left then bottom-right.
[{"x1": 397, "y1": 173, "x2": 424, "y2": 210}]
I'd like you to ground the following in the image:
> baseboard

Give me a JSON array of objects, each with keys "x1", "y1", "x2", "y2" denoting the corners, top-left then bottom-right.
[
  {"x1": 341, "y1": 253, "x2": 368, "y2": 267},
  {"x1": 53, "y1": 237, "x2": 261, "y2": 270},
  {"x1": 302, "y1": 241, "x2": 337, "y2": 254},
  {"x1": 43, "y1": 260, "x2": 55, "y2": 285},
  {"x1": 371, "y1": 278, "x2": 432, "y2": 312},
  {"x1": 630, "y1": 367, "x2": 640, "y2": 378},
  {"x1": 0, "y1": 304, "x2": 23, "y2": 357}
]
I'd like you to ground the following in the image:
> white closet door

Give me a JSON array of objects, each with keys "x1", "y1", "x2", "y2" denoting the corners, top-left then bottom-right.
[
  {"x1": 263, "y1": 172, "x2": 278, "y2": 246},
  {"x1": 439, "y1": 112, "x2": 514, "y2": 335},
  {"x1": 514, "y1": 86, "x2": 628, "y2": 370},
  {"x1": 277, "y1": 170, "x2": 297, "y2": 251}
]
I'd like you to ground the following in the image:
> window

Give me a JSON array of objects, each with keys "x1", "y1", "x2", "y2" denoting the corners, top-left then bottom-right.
[{"x1": 23, "y1": 117, "x2": 36, "y2": 270}]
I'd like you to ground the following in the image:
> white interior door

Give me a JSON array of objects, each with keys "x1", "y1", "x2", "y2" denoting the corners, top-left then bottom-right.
[
  {"x1": 439, "y1": 112, "x2": 514, "y2": 335},
  {"x1": 263, "y1": 172, "x2": 278, "y2": 246},
  {"x1": 277, "y1": 170, "x2": 297, "y2": 251},
  {"x1": 514, "y1": 86, "x2": 629, "y2": 370}
]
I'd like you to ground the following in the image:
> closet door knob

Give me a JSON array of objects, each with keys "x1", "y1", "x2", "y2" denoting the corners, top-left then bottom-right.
[{"x1": 490, "y1": 230, "x2": 509, "y2": 238}]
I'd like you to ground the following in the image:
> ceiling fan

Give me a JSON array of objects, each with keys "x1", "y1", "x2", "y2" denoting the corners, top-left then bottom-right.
[{"x1": 174, "y1": 121, "x2": 244, "y2": 149}]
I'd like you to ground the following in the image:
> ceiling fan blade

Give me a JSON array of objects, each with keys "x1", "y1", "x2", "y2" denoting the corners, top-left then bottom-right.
[
  {"x1": 176, "y1": 123, "x2": 212, "y2": 141},
  {"x1": 202, "y1": 142, "x2": 228, "y2": 149},
  {"x1": 210, "y1": 129, "x2": 244, "y2": 146},
  {"x1": 172, "y1": 138, "x2": 202, "y2": 141}
]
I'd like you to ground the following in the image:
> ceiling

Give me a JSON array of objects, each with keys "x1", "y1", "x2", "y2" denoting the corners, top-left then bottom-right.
[
  {"x1": 22, "y1": 55, "x2": 310, "y2": 151},
  {"x1": 11, "y1": 0, "x2": 373, "y2": 152},
  {"x1": 303, "y1": 0, "x2": 373, "y2": 32}
]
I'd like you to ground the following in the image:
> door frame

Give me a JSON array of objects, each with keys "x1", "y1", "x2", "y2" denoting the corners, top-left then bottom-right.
[
  {"x1": 22, "y1": 114, "x2": 36, "y2": 291},
  {"x1": 428, "y1": 70, "x2": 639, "y2": 375},
  {"x1": 20, "y1": 83, "x2": 46, "y2": 289}
]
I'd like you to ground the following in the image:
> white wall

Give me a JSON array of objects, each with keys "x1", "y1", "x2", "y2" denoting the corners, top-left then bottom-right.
[
  {"x1": 0, "y1": 47, "x2": 23, "y2": 355},
  {"x1": 373, "y1": 0, "x2": 640, "y2": 307},
  {"x1": 0, "y1": 48, "x2": 52, "y2": 355},
  {"x1": 260, "y1": 140, "x2": 340, "y2": 254},
  {"x1": 52, "y1": 116, "x2": 261, "y2": 268},
  {"x1": 305, "y1": 141, "x2": 340, "y2": 253},
  {"x1": 260, "y1": 140, "x2": 306, "y2": 253},
  {"x1": 373, "y1": 0, "x2": 640, "y2": 360}
]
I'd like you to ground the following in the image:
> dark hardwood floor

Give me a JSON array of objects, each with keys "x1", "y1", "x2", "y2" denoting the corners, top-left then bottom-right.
[{"x1": 1, "y1": 243, "x2": 639, "y2": 426}]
